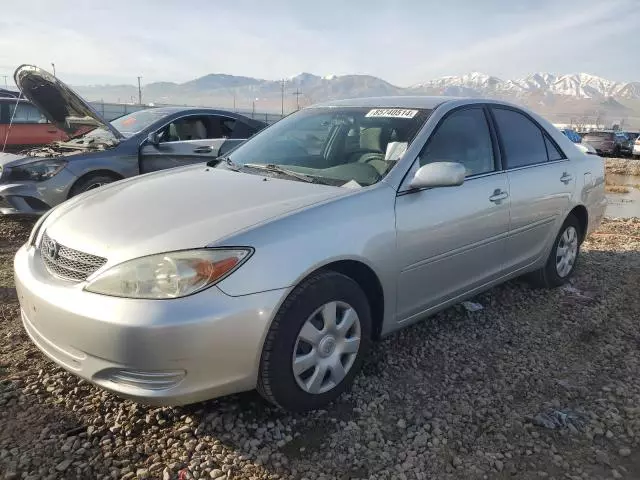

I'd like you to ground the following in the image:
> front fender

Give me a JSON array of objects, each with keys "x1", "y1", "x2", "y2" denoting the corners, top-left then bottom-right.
[{"x1": 214, "y1": 185, "x2": 399, "y2": 328}]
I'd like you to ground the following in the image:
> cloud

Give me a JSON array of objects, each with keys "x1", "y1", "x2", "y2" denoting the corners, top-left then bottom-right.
[{"x1": 0, "y1": 0, "x2": 637, "y2": 87}]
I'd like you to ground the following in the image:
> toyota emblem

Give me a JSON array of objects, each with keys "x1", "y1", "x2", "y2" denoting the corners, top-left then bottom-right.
[{"x1": 45, "y1": 239, "x2": 59, "y2": 260}]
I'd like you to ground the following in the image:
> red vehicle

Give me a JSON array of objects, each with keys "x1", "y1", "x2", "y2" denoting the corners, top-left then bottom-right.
[{"x1": 0, "y1": 96, "x2": 69, "y2": 152}]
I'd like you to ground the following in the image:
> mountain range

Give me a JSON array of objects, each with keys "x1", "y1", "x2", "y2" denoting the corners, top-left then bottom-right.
[{"x1": 73, "y1": 71, "x2": 640, "y2": 128}]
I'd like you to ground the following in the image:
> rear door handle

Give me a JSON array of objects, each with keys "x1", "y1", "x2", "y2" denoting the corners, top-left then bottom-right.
[
  {"x1": 489, "y1": 189, "x2": 508, "y2": 203},
  {"x1": 560, "y1": 172, "x2": 573, "y2": 184},
  {"x1": 193, "y1": 146, "x2": 214, "y2": 154}
]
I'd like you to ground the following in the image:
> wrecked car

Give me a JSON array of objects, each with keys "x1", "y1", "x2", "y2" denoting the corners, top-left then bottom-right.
[{"x1": 0, "y1": 65, "x2": 266, "y2": 215}]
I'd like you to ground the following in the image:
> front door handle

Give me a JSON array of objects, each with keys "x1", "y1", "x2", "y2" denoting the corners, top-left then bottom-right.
[
  {"x1": 193, "y1": 146, "x2": 214, "y2": 154},
  {"x1": 560, "y1": 172, "x2": 573, "y2": 184},
  {"x1": 489, "y1": 189, "x2": 508, "y2": 203}
]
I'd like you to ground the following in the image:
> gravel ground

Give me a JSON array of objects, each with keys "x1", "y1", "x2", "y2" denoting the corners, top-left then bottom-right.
[{"x1": 1, "y1": 213, "x2": 640, "y2": 480}]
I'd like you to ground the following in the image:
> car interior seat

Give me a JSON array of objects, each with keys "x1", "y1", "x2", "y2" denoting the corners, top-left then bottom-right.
[{"x1": 191, "y1": 120, "x2": 208, "y2": 140}]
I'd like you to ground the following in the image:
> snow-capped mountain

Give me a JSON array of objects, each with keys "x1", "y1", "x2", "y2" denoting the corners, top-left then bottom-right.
[
  {"x1": 72, "y1": 70, "x2": 640, "y2": 128},
  {"x1": 413, "y1": 72, "x2": 637, "y2": 100},
  {"x1": 414, "y1": 72, "x2": 504, "y2": 92}
]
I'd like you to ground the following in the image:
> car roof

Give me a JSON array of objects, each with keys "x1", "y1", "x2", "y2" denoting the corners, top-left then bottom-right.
[
  {"x1": 309, "y1": 96, "x2": 460, "y2": 109},
  {"x1": 132, "y1": 107, "x2": 267, "y2": 127},
  {"x1": 307, "y1": 95, "x2": 530, "y2": 112}
]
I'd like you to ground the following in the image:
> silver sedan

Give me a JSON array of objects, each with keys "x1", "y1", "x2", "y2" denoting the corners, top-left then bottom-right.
[{"x1": 14, "y1": 96, "x2": 607, "y2": 411}]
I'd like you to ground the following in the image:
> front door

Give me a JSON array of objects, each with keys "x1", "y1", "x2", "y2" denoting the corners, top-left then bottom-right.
[
  {"x1": 139, "y1": 115, "x2": 242, "y2": 173},
  {"x1": 489, "y1": 107, "x2": 576, "y2": 272},
  {"x1": 395, "y1": 106, "x2": 511, "y2": 322}
]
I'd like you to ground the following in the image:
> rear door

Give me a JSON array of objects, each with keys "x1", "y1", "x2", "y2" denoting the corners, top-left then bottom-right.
[
  {"x1": 490, "y1": 106, "x2": 575, "y2": 273},
  {"x1": 139, "y1": 114, "x2": 245, "y2": 173}
]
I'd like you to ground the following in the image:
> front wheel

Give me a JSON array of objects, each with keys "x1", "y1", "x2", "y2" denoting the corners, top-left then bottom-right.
[
  {"x1": 257, "y1": 271, "x2": 371, "y2": 411},
  {"x1": 529, "y1": 214, "x2": 581, "y2": 288},
  {"x1": 69, "y1": 173, "x2": 118, "y2": 198}
]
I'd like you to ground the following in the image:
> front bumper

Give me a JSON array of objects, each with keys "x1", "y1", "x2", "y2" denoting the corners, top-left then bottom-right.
[
  {"x1": 14, "y1": 244, "x2": 288, "y2": 405},
  {"x1": 0, "y1": 169, "x2": 76, "y2": 215}
]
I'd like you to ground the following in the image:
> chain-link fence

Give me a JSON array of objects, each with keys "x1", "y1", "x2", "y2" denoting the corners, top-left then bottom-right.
[{"x1": 89, "y1": 101, "x2": 285, "y2": 124}]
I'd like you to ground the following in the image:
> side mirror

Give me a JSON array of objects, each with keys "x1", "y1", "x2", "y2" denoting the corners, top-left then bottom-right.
[
  {"x1": 147, "y1": 132, "x2": 160, "y2": 145},
  {"x1": 409, "y1": 162, "x2": 466, "y2": 189}
]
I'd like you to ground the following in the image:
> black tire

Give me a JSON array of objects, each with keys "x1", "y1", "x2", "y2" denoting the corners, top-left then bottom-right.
[
  {"x1": 257, "y1": 270, "x2": 372, "y2": 412},
  {"x1": 529, "y1": 214, "x2": 582, "y2": 289},
  {"x1": 69, "y1": 173, "x2": 119, "y2": 198}
]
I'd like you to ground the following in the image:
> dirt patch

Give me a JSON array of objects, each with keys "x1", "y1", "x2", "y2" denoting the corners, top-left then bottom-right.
[{"x1": 1, "y1": 217, "x2": 640, "y2": 479}]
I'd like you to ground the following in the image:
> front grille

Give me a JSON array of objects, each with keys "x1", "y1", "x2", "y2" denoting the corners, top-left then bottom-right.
[{"x1": 40, "y1": 232, "x2": 107, "y2": 282}]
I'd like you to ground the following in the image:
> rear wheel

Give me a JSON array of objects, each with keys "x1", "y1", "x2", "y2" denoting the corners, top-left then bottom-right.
[
  {"x1": 529, "y1": 214, "x2": 581, "y2": 288},
  {"x1": 257, "y1": 271, "x2": 371, "y2": 411},
  {"x1": 69, "y1": 173, "x2": 119, "y2": 198}
]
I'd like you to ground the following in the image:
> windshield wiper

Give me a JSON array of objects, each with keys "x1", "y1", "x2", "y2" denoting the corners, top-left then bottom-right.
[{"x1": 243, "y1": 163, "x2": 318, "y2": 183}]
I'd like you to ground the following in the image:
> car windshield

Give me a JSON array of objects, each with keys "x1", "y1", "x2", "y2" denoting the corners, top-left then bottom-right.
[
  {"x1": 110, "y1": 109, "x2": 173, "y2": 137},
  {"x1": 216, "y1": 107, "x2": 432, "y2": 187}
]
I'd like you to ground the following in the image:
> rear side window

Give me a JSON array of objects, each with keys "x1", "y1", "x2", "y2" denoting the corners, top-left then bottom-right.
[
  {"x1": 8, "y1": 103, "x2": 47, "y2": 124},
  {"x1": 492, "y1": 108, "x2": 549, "y2": 168}
]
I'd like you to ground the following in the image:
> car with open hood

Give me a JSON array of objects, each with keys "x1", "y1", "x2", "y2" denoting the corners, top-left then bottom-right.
[
  {"x1": 0, "y1": 65, "x2": 266, "y2": 215},
  {"x1": 14, "y1": 96, "x2": 606, "y2": 411}
]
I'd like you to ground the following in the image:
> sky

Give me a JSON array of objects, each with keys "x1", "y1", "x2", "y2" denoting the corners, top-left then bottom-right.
[{"x1": 0, "y1": 0, "x2": 639, "y2": 88}]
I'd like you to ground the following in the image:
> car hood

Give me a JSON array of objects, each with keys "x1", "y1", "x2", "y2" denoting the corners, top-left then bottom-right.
[
  {"x1": 44, "y1": 166, "x2": 348, "y2": 265},
  {"x1": 13, "y1": 64, "x2": 123, "y2": 140}
]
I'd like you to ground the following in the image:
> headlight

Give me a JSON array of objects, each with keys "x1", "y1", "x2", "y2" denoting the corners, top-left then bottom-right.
[
  {"x1": 84, "y1": 249, "x2": 252, "y2": 299},
  {"x1": 9, "y1": 160, "x2": 67, "y2": 181}
]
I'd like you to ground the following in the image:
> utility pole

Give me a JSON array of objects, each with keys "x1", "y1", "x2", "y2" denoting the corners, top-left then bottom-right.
[
  {"x1": 292, "y1": 88, "x2": 303, "y2": 111},
  {"x1": 51, "y1": 63, "x2": 56, "y2": 77},
  {"x1": 281, "y1": 79, "x2": 286, "y2": 116},
  {"x1": 1, "y1": 75, "x2": 7, "y2": 89},
  {"x1": 137, "y1": 76, "x2": 143, "y2": 105}
]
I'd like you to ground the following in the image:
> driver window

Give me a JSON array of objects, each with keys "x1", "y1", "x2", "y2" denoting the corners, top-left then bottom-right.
[
  {"x1": 157, "y1": 116, "x2": 210, "y2": 143},
  {"x1": 419, "y1": 107, "x2": 495, "y2": 177}
]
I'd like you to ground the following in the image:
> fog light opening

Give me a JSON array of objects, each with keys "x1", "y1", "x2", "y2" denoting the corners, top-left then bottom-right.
[{"x1": 96, "y1": 368, "x2": 186, "y2": 390}]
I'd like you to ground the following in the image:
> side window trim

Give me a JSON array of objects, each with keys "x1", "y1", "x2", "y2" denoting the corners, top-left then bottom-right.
[
  {"x1": 482, "y1": 104, "x2": 504, "y2": 171},
  {"x1": 398, "y1": 104, "x2": 501, "y2": 195},
  {"x1": 488, "y1": 105, "x2": 568, "y2": 170}
]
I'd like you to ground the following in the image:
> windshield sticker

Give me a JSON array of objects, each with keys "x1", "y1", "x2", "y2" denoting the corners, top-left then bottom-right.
[{"x1": 365, "y1": 108, "x2": 418, "y2": 119}]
